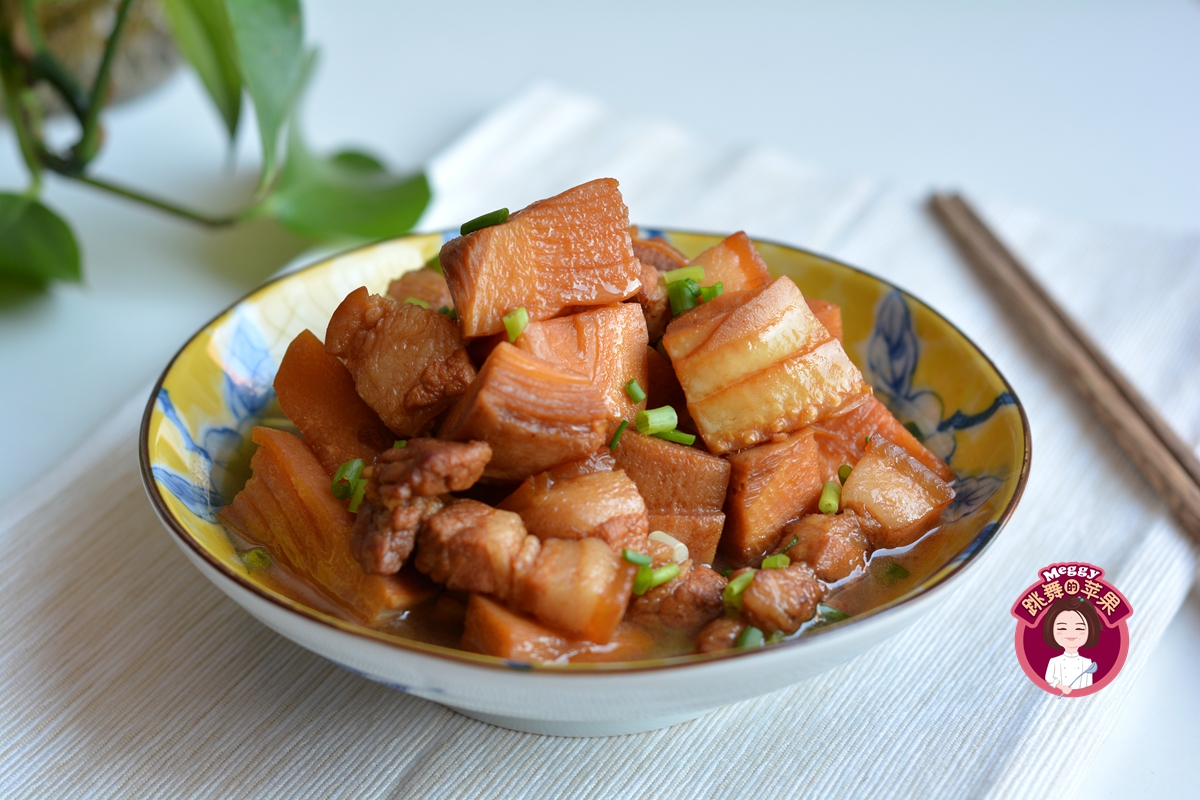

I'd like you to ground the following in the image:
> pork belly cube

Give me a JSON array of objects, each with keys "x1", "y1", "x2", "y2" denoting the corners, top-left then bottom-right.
[
  {"x1": 779, "y1": 512, "x2": 870, "y2": 582},
  {"x1": 511, "y1": 537, "x2": 636, "y2": 643},
  {"x1": 841, "y1": 435, "x2": 956, "y2": 549},
  {"x1": 461, "y1": 594, "x2": 653, "y2": 663},
  {"x1": 218, "y1": 427, "x2": 434, "y2": 624},
  {"x1": 631, "y1": 232, "x2": 689, "y2": 272},
  {"x1": 690, "y1": 231, "x2": 772, "y2": 293},
  {"x1": 696, "y1": 616, "x2": 747, "y2": 653},
  {"x1": 387, "y1": 267, "x2": 453, "y2": 311},
  {"x1": 722, "y1": 428, "x2": 824, "y2": 566},
  {"x1": 805, "y1": 297, "x2": 843, "y2": 343},
  {"x1": 499, "y1": 468, "x2": 649, "y2": 547},
  {"x1": 325, "y1": 288, "x2": 476, "y2": 437},
  {"x1": 273, "y1": 329, "x2": 394, "y2": 475},
  {"x1": 631, "y1": 260, "x2": 671, "y2": 341},
  {"x1": 438, "y1": 343, "x2": 610, "y2": 482},
  {"x1": 740, "y1": 563, "x2": 823, "y2": 635},
  {"x1": 812, "y1": 395, "x2": 953, "y2": 483},
  {"x1": 612, "y1": 431, "x2": 731, "y2": 564},
  {"x1": 415, "y1": 499, "x2": 530, "y2": 597},
  {"x1": 440, "y1": 178, "x2": 642, "y2": 338},
  {"x1": 645, "y1": 345, "x2": 694, "y2": 432},
  {"x1": 662, "y1": 276, "x2": 869, "y2": 454},
  {"x1": 515, "y1": 304, "x2": 649, "y2": 423},
  {"x1": 627, "y1": 561, "x2": 727, "y2": 636}
]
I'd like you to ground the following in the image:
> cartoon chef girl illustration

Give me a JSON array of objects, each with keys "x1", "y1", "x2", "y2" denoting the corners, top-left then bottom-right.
[{"x1": 1042, "y1": 596, "x2": 1102, "y2": 695}]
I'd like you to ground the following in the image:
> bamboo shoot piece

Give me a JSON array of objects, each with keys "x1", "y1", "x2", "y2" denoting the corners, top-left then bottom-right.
[{"x1": 461, "y1": 594, "x2": 653, "y2": 663}]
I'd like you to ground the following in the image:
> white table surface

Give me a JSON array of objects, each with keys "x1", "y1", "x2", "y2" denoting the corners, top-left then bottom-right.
[{"x1": 2, "y1": 2, "x2": 1197, "y2": 796}]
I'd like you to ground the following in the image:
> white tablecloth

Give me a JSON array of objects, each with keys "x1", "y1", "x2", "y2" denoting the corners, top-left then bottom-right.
[{"x1": 2, "y1": 85, "x2": 1197, "y2": 799}]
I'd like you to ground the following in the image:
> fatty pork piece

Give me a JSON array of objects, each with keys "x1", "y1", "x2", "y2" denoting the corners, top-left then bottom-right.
[
  {"x1": 386, "y1": 266, "x2": 454, "y2": 311},
  {"x1": 840, "y1": 434, "x2": 955, "y2": 550},
  {"x1": 735, "y1": 563, "x2": 824, "y2": 636},
  {"x1": 631, "y1": 232, "x2": 689, "y2": 272},
  {"x1": 661, "y1": 276, "x2": 869, "y2": 454},
  {"x1": 696, "y1": 617, "x2": 749, "y2": 654},
  {"x1": 273, "y1": 329, "x2": 394, "y2": 475},
  {"x1": 515, "y1": 303, "x2": 650, "y2": 423},
  {"x1": 326, "y1": 287, "x2": 476, "y2": 436},
  {"x1": 438, "y1": 342, "x2": 610, "y2": 482},
  {"x1": 778, "y1": 512, "x2": 871, "y2": 583},
  {"x1": 805, "y1": 297, "x2": 843, "y2": 344},
  {"x1": 627, "y1": 561, "x2": 727, "y2": 636},
  {"x1": 631, "y1": 260, "x2": 671, "y2": 341},
  {"x1": 689, "y1": 231, "x2": 772, "y2": 294},
  {"x1": 352, "y1": 438, "x2": 492, "y2": 574},
  {"x1": 722, "y1": 427, "x2": 825, "y2": 567},
  {"x1": 440, "y1": 178, "x2": 643, "y2": 339},
  {"x1": 611, "y1": 431, "x2": 731, "y2": 565},
  {"x1": 498, "y1": 467, "x2": 649, "y2": 549},
  {"x1": 811, "y1": 395, "x2": 953, "y2": 483},
  {"x1": 415, "y1": 499, "x2": 530, "y2": 597}
]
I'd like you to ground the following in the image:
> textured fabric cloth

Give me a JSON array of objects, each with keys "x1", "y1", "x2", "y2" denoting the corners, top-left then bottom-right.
[{"x1": 2, "y1": 84, "x2": 1197, "y2": 799}]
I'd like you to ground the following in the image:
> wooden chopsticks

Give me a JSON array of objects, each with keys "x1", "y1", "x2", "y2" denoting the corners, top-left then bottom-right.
[{"x1": 928, "y1": 192, "x2": 1200, "y2": 543}]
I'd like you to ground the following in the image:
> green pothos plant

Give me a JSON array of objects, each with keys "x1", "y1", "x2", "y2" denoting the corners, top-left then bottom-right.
[{"x1": 0, "y1": 0, "x2": 430, "y2": 292}]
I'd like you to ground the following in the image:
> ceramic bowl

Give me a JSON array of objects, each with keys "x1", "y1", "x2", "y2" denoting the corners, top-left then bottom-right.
[{"x1": 140, "y1": 230, "x2": 1030, "y2": 736}]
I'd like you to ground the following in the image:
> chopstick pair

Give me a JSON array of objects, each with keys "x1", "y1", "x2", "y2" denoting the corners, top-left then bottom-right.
[{"x1": 928, "y1": 193, "x2": 1200, "y2": 543}]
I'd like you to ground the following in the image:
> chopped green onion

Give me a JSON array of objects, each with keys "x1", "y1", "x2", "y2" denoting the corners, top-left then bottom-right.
[
  {"x1": 437, "y1": 306, "x2": 457, "y2": 320},
  {"x1": 624, "y1": 378, "x2": 646, "y2": 403},
  {"x1": 699, "y1": 282, "x2": 724, "y2": 302},
  {"x1": 761, "y1": 553, "x2": 790, "y2": 569},
  {"x1": 876, "y1": 561, "x2": 911, "y2": 586},
  {"x1": 735, "y1": 626, "x2": 765, "y2": 649},
  {"x1": 783, "y1": 535, "x2": 799, "y2": 553},
  {"x1": 817, "y1": 603, "x2": 850, "y2": 623},
  {"x1": 331, "y1": 459, "x2": 365, "y2": 500},
  {"x1": 722, "y1": 569, "x2": 757, "y2": 611},
  {"x1": 239, "y1": 547, "x2": 271, "y2": 572},
  {"x1": 460, "y1": 207, "x2": 509, "y2": 236},
  {"x1": 636, "y1": 406, "x2": 678, "y2": 435},
  {"x1": 667, "y1": 278, "x2": 702, "y2": 316},
  {"x1": 348, "y1": 479, "x2": 367, "y2": 513},
  {"x1": 838, "y1": 464, "x2": 853, "y2": 484},
  {"x1": 818, "y1": 480, "x2": 841, "y2": 514},
  {"x1": 720, "y1": 568, "x2": 733, "y2": 577},
  {"x1": 424, "y1": 254, "x2": 443, "y2": 275},
  {"x1": 662, "y1": 265, "x2": 705, "y2": 284},
  {"x1": 503, "y1": 306, "x2": 529, "y2": 342},
  {"x1": 864, "y1": 435, "x2": 871, "y2": 445},
  {"x1": 655, "y1": 339, "x2": 670, "y2": 360},
  {"x1": 608, "y1": 419, "x2": 629, "y2": 450},
  {"x1": 635, "y1": 563, "x2": 681, "y2": 596},
  {"x1": 622, "y1": 548, "x2": 652, "y2": 567},
  {"x1": 766, "y1": 631, "x2": 785, "y2": 645},
  {"x1": 404, "y1": 296, "x2": 430, "y2": 309},
  {"x1": 653, "y1": 429, "x2": 695, "y2": 446},
  {"x1": 394, "y1": 440, "x2": 407, "y2": 448},
  {"x1": 903, "y1": 421, "x2": 925, "y2": 442}
]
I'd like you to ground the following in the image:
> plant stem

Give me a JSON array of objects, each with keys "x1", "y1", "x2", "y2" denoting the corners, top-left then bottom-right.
[
  {"x1": 70, "y1": 173, "x2": 241, "y2": 228},
  {"x1": 72, "y1": 0, "x2": 136, "y2": 169},
  {"x1": 18, "y1": 0, "x2": 89, "y2": 123},
  {"x1": 0, "y1": 45, "x2": 42, "y2": 192}
]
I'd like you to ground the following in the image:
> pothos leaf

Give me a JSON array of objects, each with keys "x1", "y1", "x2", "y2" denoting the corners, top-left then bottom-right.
[
  {"x1": 160, "y1": 0, "x2": 243, "y2": 139},
  {"x1": 0, "y1": 193, "x2": 81, "y2": 285},
  {"x1": 260, "y1": 127, "x2": 431, "y2": 240},
  {"x1": 224, "y1": 0, "x2": 306, "y2": 188}
]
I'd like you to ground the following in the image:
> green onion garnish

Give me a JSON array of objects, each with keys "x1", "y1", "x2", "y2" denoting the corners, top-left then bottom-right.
[
  {"x1": 783, "y1": 535, "x2": 799, "y2": 552},
  {"x1": 503, "y1": 306, "x2": 529, "y2": 342},
  {"x1": 876, "y1": 561, "x2": 911, "y2": 586},
  {"x1": 239, "y1": 547, "x2": 271, "y2": 572},
  {"x1": 720, "y1": 568, "x2": 733, "y2": 577},
  {"x1": 761, "y1": 553, "x2": 790, "y2": 569},
  {"x1": 838, "y1": 464, "x2": 853, "y2": 484},
  {"x1": 348, "y1": 479, "x2": 367, "y2": 513},
  {"x1": 636, "y1": 405, "x2": 678, "y2": 435},
  {"x1": 653, "y1": 429, "x2": 696, "y2": 446},
  {"x1": 662, "y1": 265, "x2": 705, "y2": 284},
  {"x1": 424, "y1": 254, "x2": 443, "y2": 275},
  {"x1": 608, "y1": 419, "x2": 629, "y2": 449},
  {"x1": 864, "y1": 435, "x2": 871, "y2": 445},
  {"x1": 331, "y1": 458, "x2": 365, "y2": 500},
  {"x1": 818, "y1": 480, "x2": 841, "y2": 514},
  {"x1": 633, "y1": 563, "x2": 681, "y2": 595},
  {"x1": 817, "y1": 603, "x2": 850, "y2": 623},
  {"x1": 404, "y1": 296, "x2": 430, "y2": 309},
  {"x1": 903, "y1": 421, "x2": 925, "y2": 442},
  {"x1": 667, "y1": 278, "x2": 702, "y2": 316},
  {"x1": 722, "y1": 569, "x2": 757, "y2": 611},
  {"x1": 735, "y1": 626, "x2": 765, "y2": 649},
  {"x1": 460, "y1": 207, "x2": 509, "y2": 236},
  {"x1": 699, "y1": 282, "x2": 724, "y2": 302},
  {"x1": 394, "y1": 440, "x2": 407, "y2": 448},
  {"x1": 766, "y1": 631, "x2": 785, "y2": 645},
  {"x1": 437, "y1": 306, "x2": 457, "y2": 320},
  {"x1": 622, "y1": 548, "x2": 652, "y2": 567},
  {"x1": 624, "y1": 378, "x2": 646, "y2": 403}
]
